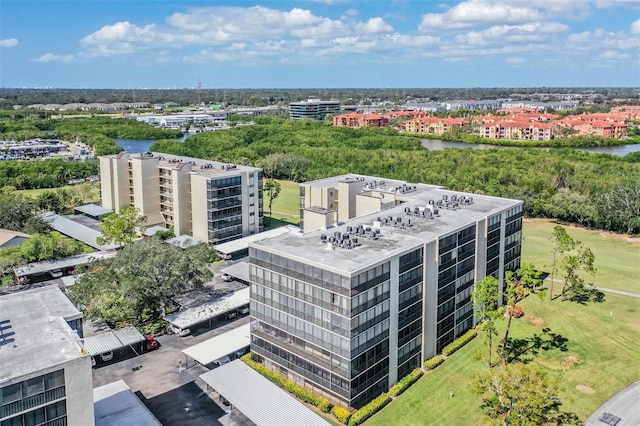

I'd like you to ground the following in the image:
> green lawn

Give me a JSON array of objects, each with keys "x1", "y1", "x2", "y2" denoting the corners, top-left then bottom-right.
[
  {"x1": 522, "y1": 219, "x2": 640, "y2": 294},
  {"x1": 15, "y1": 184, "x2": 101, "y2": 203},
  {"x1": 369, "y1": 292, "x2": 640, "y2": 425},
  {"x1": 268, "y1": 179, "x2": 300, "y2": 217},
  {"x1": 264, "y1": 179, "x2": 300, "y2": 227}
]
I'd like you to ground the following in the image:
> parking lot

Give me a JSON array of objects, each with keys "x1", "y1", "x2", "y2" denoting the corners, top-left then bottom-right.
[{"x1": 92, "y1": 314, "x2": 253, "y2": 425}]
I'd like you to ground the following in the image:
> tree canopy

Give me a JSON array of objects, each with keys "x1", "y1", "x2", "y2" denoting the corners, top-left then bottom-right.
[
  {"x1": 472, "y1": 363, "x2": 578, "y2": 426},
  {"x1": 70, "y1": 238, "x2": 217, "y2": 327},
  {"x1": 97, "y1": 207, "x2": 146, "y2": 246}
]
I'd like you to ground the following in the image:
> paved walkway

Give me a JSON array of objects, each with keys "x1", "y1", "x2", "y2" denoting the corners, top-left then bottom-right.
[
  {"x1": 583, "y1": 381, "x2": 640, "y2": 425},
  {"x1": 545, "y1": 277, "x2": 640, "y2": 299}
]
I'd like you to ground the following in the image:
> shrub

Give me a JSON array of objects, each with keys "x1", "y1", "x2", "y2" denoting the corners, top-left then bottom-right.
[
  {"x1": 389, "y1": 368, "x2": 424, "y2": 397},
  {"x1": 331, "y1": 406, "x2": 352, "y2": 424},
  {"x1": 442, "y1": 329, "x2": 478, "y2": 356},
  {"x1": 241, "y1": 353, "x2": 332, "y2": 413},
  {"x1": 507, "y1": 305, "x2": 525, "y2": 318},
  {"x1": 423, "y1": 355, "x2": 445, "y2": 370},
  {"x1": 348, "y1": 393, "x2": 391, "y2": 426}
]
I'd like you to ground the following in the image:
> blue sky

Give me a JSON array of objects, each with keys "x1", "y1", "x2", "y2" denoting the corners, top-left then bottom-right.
[{"x1": 1, "y1": 0, "x2": 638, "y2": 88}]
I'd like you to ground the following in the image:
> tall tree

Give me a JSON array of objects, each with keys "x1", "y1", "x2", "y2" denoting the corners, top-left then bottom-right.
[
  {"x1": 549, "y1": 226, "x2": 578, "y2": 300},
  {"x1": 264, "y1": 179, "x2": 281, "y2": 227},
  {"x1": 473, "y1": 276, "x2": 501, "y2": 367},
  {"x1": 472, "y1": 363, "x2": 578, "y2": 426},
  {"x1": 501, "y1": 263, "x2": 543, "y2": 365},
  {"x1": 71, "y1": 238, "x2": 216, "y2": 326},
  {"x1": 97, "y1": 206, "x2": 146, "y2": 246},
  {"x1": 560, "y1": 244, "x2": 599, "y2": 303}
]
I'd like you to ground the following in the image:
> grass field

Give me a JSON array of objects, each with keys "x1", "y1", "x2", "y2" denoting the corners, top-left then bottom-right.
[
  {"x1": 264, "y1": 179, "x2": 300, "y2": 227},
  {"x1": 522, "y1": 219, "x2": 640, "y2": 294},
  {"x1": 15, "y1": 184, "x2": 101, "y2": 203},
  {"x1": 369, "y1": 292, "x2": 640, "y2": 426}
]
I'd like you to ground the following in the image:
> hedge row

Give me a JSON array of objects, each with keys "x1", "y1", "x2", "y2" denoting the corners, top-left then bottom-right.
[
  {"x1": 331, "y1": 406, "x2": 352, "y2": 425},
  {"x1": 240, "y1": 354, "x2": 332, "y2": 413},
  {"x1": 348, "y1": 393, "x2": 391, "y2": 426},
  {"x1": 423, "y1": 355, "x2": 445, "y2": 370},
  {"x1": 388, "y1": 368, "x2": 424, "y2": 397},
  {"x1": 442, "y1": 329, "x2": 478, "y2": 356}
]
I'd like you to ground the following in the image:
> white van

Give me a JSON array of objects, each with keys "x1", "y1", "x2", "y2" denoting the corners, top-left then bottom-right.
[{"x1": 169, "y1": 325, "x2": 191, "y2": 337}]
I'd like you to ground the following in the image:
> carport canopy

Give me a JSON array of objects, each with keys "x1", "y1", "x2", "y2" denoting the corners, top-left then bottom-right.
[
  {"x1": 200, "y1": 359, "x2": 331, "y2": 426},
  {"x1": 220, "y1": 261, "x2": 250, "y2": 283},
  {"x1": 83, "y1": 327, "x2": 145, "y2": 356},
  {"x1": 182, "y1": 323, "x2": 250, "y2": 366}
]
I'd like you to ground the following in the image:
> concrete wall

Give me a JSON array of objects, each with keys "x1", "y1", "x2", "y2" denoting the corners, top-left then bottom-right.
[
  {"x1": 422, "y1": 239, "x2": 438, "y2": 359},
  {"x1": 64, "y1": 356, "x2": 95, "y2": 426},
  {"x1": 190, "y1": 175, "x2": 210, "y2": 242},
  {"x1": 171, "y1": 166, "x2": 193, "y2": 236},
  {"x1": 131, "y1": 157, "x2": 160, "y2": 216}
]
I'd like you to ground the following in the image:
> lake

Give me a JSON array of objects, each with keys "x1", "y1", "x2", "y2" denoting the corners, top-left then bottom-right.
[{"x1": 420, "y1": 139, "x2": 640, "y2": 157}]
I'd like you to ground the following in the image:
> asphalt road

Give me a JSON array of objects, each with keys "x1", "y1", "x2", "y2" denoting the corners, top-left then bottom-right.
[{"x1": 583, "y1": 381, "x2": 640, "y2": 426}]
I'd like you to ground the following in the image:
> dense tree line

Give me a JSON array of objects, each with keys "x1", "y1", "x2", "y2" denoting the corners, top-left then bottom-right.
[
  {"x1": 152, "y1": 118, "x2": 640, "y2": 234},
  {"x1": 1, "y1": 87, "x2": 637, "y2": 109},
  {"x1": 0, "y1": 159, "x2": 98, "y2": 190}
]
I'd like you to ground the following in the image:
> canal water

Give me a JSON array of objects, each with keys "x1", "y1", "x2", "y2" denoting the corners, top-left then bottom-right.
[
  {"x1": 114, "y1": 135, "x2": 639, "y2": 157},
  {"x1": 115, "y1": 133, "x2": 192, "y2": 153},
  {"x1": 420, "y1": 139, "x2": 640, "y2": 157}
]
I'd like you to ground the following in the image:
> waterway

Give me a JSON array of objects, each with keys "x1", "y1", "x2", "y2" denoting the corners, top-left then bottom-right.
[
  {"x1": 115, "y1": 133, "x2": 192, "y2": 153},
  {"x1": 115, "y1": 134, "x2": 639, "y2": 157},
  {"x1": 420, "y1": 139, "x2": 640, "y2": 157}
]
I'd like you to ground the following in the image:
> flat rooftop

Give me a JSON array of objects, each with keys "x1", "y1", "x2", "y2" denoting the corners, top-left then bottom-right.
[
  {"x1": 103, "y1": 151, "x2": 261, "y2": 175},
  {"x1": 164, "y1": 287, "x2": 250, "y2": 329},
  {"x1": 94, "y1": 380, "x2": 162, "y2": 426},
  {"x1": 254, "y1": 174, "x2": 521, "y2": 274},
  {"x1": 0, "y1": 286, "x2": 87, "y2": 380}
]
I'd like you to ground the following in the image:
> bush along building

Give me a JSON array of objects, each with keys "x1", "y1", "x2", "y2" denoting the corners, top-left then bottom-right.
[{"x1": 248, "y1": 175, "x2": 522, "y2": 409}]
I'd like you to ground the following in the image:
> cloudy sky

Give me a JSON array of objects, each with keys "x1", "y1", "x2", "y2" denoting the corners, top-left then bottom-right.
[{"x1": 1, "y1": 0, "x2": 638, "y2": 88}]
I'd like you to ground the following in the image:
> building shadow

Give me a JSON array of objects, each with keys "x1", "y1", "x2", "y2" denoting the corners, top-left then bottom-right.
[{"x1": 136, "y1": 381, "x2": 226, "y2": 426}]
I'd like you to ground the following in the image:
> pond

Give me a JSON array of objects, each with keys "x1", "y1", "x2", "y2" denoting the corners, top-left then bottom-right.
[{"x1": 420, "y1": 139, "x2": 640, "y2": 157}]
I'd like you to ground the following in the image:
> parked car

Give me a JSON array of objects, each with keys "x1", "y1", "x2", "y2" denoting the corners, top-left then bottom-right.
[
  {"x1": 169, "y1": 325, "x2": 191, "y2": 337},
  {"x1": 222, "y1": 311, "x2": 237, "y2": 320},
  {"x1": 238, "y1": 306, "x2": 250, "y2": 315},
  {"x1": 143, "y1": 335, "x2": 160, "y2": 351},
  {"x1": 221, "y1": 273, "x2": 233, "y2": 282},
  {"x1": 213, "y1": 355, "x2": 230, "y2": 366},
  {"x1": 100, "y1": 351, "x2": 113, "y2": 362}
]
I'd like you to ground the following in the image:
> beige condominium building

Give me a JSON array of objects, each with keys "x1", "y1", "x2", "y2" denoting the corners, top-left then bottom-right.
[
  {"x1": 99, "y1": 152, "x2": 263, "y2": 244},
  {"x1": 0, "y1": 286, "x2": 94, "y2": 426},
  {"x1": 249, "y1": 175, "x2": 522, "y2": 409}
]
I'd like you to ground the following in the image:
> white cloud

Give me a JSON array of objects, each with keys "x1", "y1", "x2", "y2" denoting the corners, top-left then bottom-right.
[
  {"x1": 419, "y1": 1, "x2": 543, "y2": 32},
  {"x1": 354, "y1": 18, "x2": 393, "y2": 34},
  {"x1": 56, "y1": 2, "x2": 639, "y2": 70},
  {"x1": 455, "y1": 22, "x2": 569, "y2": 46},
  {"x1": 33, "y1": 53, "x2": 75, "y2": 63},
  {"x1": 0, "y1": 38, "x2": 19, "y2": 48},
  {"x1": 631, "y1": 19, "x2": 640, "y2": 34}
]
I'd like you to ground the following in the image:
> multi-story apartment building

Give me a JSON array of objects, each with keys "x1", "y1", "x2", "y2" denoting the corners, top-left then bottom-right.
[
  {"x1": 0, "y1": 286, "x2": 94, "y2": 426},
  {"x1": 248, "y1": 175, "x2": 523, "y2": 409},
  {"x1": 99, "y1": 152, "x2": 263, "y2": 244},
  {"x1": 289, "y1": 99, "x2": 341, "y2": 120}
]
